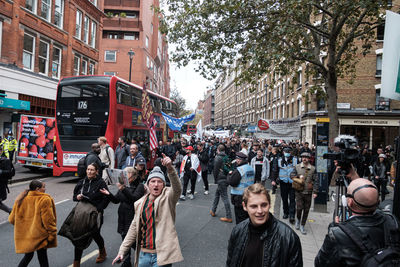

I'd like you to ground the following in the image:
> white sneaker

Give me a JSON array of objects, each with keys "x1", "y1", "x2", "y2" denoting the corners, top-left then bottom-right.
[
  {"x1": 189, "y1": 194, "x2": 194, "y2": 200},
  {"x1": 295, "y1": 219, "x2": 300, "y2": 230},
  {"x1": 300, "y1": 225, "x2": 307, "y2": 235},
  {"x1": 179, "y1": 195, "x2": 186, "y2": 201},
  {"x1": 187, "y1": 189, "x2": 191, "y2": 194},
  {"x1": 204, "y1": 191, "x2": 209, "y2": 195}
]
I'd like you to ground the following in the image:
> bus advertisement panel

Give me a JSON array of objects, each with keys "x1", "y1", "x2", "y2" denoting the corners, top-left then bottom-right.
[{"x1": 17, "y1": 115, "x2": 55, "y2": 168}]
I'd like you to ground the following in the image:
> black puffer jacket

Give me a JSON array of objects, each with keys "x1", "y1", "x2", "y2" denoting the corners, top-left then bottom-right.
[
  {"x1": 73, "y1": 177, "x2": 109, "y2": 212},
  {"x1": 107, "y1": 179, "x2": 145, "y2": 235},
  {"x1": 315, "y1": 211, "x2": 398, "y2": 267},
  {"x1": 226, "y1": 215, "x2": 303, "y2": 267}
]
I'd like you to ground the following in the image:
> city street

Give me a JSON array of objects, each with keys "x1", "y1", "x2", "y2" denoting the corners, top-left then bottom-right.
[
  {"x1": 1, "y1": 166, "x2": 396, "y2": 267},
  {"x1": 0, "y1": 168, "x2": 236, "y2": 267}
]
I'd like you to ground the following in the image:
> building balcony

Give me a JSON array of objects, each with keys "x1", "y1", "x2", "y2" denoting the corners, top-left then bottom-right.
[
  {"x1": 103, "y1": 18, "x2": 141, "y2": 31},
  {"x1": 104, "y1": 0, "x2": 140, "y2": 8}
]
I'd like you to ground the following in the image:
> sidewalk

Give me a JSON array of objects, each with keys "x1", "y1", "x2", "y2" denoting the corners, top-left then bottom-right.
[{"x1": 270, "y1": 190, "x2": 333, "y2": 267}]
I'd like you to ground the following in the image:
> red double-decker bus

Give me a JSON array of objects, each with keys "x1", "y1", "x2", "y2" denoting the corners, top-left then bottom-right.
[{"x1": 53, "y1": 75, "x2": 176, "y2": 176}]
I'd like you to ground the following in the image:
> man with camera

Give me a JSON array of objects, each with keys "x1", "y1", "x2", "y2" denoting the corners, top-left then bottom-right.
[{"x1": 315, "y1": 178, "x2": 400, "y2": 266}]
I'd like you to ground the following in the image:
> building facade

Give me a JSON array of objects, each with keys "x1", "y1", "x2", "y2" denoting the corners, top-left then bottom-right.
[
  {"x1": 99, "y1": 0, "x2": 170, "y2": 97},
  {"x1": 214, "y1": 1, "x2": 400, "y2": 148},
  {"x1": 203, "y1": 88, "x2": 215, "y2": 129},
  {"x1": 0, "y1": 0, "x2": 103, "y2": 134}
]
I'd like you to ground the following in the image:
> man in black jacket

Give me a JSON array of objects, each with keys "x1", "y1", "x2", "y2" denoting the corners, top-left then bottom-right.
[
  {"x1": 85, "y1": 143, "x2": 104, "y2": 179},
  {"x1": 315, "y1": 178, "x2": 400, "y2": 266},
  {"x1": 0, "y1": 145, "x2": 14, "y2": 214},
  {"x1": 226, "y1": 183, "x2": 302, "y2": 267},
  {"x1": 210, "y1": 145, "x2": 232, "y2": 223},
  {"x1": 197, "y1": 142, "x2": 210, "y2": 195}
]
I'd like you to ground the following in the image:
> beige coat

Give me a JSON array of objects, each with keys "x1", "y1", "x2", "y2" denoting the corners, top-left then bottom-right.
[
  {"x1": 9, "y1": 191, "x2": 57, "y2": 253},
  {"x1": 291, "y1": 162, "x2": 318, "y2": 194},
  {"x1": 118, "y1": 167, "x2": 183, "y2": 266}
]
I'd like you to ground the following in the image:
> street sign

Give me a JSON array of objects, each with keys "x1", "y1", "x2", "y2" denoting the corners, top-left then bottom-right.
[{"x1": 0, "y1": 97, "x2": 30, "y2": 111}]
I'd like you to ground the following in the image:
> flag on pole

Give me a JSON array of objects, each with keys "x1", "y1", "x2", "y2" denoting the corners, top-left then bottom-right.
[
  {"x1": 196, "y1": 119, "x2": 203, "y2": 139},
  {"x1": 141, "y1": 82, "x2": 154, "y2": 129},
  {"x1": 150, "y1": 118, "x2": 158, "y2": 151}
]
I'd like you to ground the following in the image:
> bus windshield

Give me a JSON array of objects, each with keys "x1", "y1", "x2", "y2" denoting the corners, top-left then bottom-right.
[{"x1": 56, "y1": 78, "x2": 110, "y2": 152}]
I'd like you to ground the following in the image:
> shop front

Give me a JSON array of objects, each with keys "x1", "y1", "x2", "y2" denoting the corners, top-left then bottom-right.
[{"x1": 301, "y1": 111, "x2": 400, "y2": 149}]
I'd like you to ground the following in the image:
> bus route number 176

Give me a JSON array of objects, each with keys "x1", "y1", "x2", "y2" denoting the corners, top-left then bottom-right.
[{"x1": 77, "y1": 101, "x2": 88, "y2": 110}]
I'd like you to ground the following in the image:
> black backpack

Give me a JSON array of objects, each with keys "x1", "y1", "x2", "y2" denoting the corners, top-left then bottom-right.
[
  {"x1": 338, "y1": 214, "x2": 400, "y2": 267},
  {"x1": 77, "y1": 155, "x2": 88, "y2": 178}
]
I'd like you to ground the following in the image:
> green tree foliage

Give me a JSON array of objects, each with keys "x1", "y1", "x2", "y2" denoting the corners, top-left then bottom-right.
[{"x1": 160, "y1": 0, "x2": 394, "y2": 140}]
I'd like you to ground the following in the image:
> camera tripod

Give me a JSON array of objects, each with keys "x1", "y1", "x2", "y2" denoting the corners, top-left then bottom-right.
[{"x1": 333, "y1": 170, "x2": 352, "y2": 222}]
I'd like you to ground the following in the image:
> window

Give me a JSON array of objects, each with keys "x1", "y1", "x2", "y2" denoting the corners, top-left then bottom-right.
[
  {"x1": 151, "y1": 23, "x2": 153, "y2": 34},
  {"x1": 41, "y1": 0, "x2": 51, "y2": 21},
  {"x1": 124, "y1": 33, "x2": 136, "y2": 40},
  {"x1": 145, "y1": 36, "x2": 149, "y2": 48},
  {"x1": 105, "y1": 50, "x2": 116, "y2": 62},
  {"x1": 117, "y1": 82, "x2": 132, "y2": 105},
  {"x1": 26, "y1": 0, "x2": 37, "y2": 13},
  {"x1": 54, "y1": 0, "x2": 64, "y2": 28},
  {"x1": 52, "y1": 46, "x2": 61, "y2": 78},
  {"x1": 282, "y1": 83, "x2": 286, "y2": 97},
  {"x1": 23, "y1": 33, "x2": 35, "y2": 70},
  {"x1": 376, "y1": 54, "x2": 382, "y2": 76},
  {"x1": 126, "y1": 12, "x2": 137, "y2": 18},
  {"x1": 0, "y1": 21, "x2": 2, "y2": 57},
  {"x1": 297, "y1": 99, "x2": 302, "y2": 116},
  {"x1": 272, "y1": 107, "x2": 276, "y2": 119},
  {"x1": 89, "y1": 62, "x2": 95, "y2": 75},
  {"x1": 90, "y1": 21, "x2": 96, "y2": 48},
  {"x1": 291, "y1": 102, "x2": 294, "y2": 117},
  {"x1": 88, "y1": 0, "x2": 97, "y2": 6},
  {"x1": 282, "y1": 105, "x2": 285, "y2": 118},
  {"x1": 75, "y1": 10, "x2": 82, "y2": 39},
  {"x1": 38, "y1": 40, "x2": 49, "y2": 74},
  {"x1": 83, "y1": 16, "x2": 89, "y2": 44},
  {"x1": 104, "y1": 71, "x2": 116, "y2": 75},
  {"x1": 297, "y1": 71, "x2": 302, "y2": 88},
  {"x1": 81, "y1": 59, "x2": 88, "y2": 75},
  {"x1": 377, "y1": 24, "x2": 385, "y2": 41},
  {"x1": 73, "y1": 56, "x2": 80, "y2": 75},
  {"x1": 146, "y1": 56, "x2": 150, "y2": 68}
]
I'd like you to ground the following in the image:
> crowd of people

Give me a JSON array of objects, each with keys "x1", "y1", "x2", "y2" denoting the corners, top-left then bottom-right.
[{"x1": 3, "y1": 133, "x2": 400, "y2": 266}]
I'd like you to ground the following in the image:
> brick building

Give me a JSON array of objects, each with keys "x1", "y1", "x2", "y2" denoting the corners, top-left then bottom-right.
[
  {"x1": 99, "y1": 0, "x2": 170, "y2": 97},
  {"x1": 0, "y1": 0, "x2": 103, "y2": 134},
  {"x1": 214, "y1": 2, "x2": 400, "y2": 148},
  {"x1": 203, "y1": 89, "x2": 215, "y2": 129}
]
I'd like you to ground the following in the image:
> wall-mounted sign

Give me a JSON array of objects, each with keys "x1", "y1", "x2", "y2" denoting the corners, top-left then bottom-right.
[{"x1": 0, "y1": 97, "x2": 30, "y2": 111}]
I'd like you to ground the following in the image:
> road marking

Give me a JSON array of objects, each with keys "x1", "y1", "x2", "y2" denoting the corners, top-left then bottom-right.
[
  {"x1": 55, "y1": 199, "x2": 69, "y2": 205},
  {"x1": 270, "y1": 193, "x2": 276, "y2": 214},
  {"x1": 67, "y1": 249, "x2": 98, "y2": 267}
]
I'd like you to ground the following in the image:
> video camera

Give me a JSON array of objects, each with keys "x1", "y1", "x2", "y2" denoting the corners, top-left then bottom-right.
[{"x1": 323, "y1": 135, "x2": 360, "y2": 175}]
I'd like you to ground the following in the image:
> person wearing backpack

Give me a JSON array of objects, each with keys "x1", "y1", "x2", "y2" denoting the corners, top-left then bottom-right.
[
  {"x1": 210, "y1": 144, "x2": 232, "y2": 223},
  {"x1": 0, "y1": 145, "x2": 14, "y2": 214},
  {"x1": 315, "y1": 178, "x2": 400, "y2": 267},
  {"x1": 98, "y1": 136, "x2": 115, "y2": 183}
]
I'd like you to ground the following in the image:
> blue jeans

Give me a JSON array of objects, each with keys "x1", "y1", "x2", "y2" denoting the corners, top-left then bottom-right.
[{"x1": 138, "y1": 251, "x2": 172, "y2": 267}]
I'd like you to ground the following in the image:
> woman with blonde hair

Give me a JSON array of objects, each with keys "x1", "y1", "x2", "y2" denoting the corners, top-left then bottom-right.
[
  {"x1": 100, "y1": 166, "x2": 145, "y2": 267},
  {"x1": 9, "y1": 180, "x2": 57, "y2": 267}
]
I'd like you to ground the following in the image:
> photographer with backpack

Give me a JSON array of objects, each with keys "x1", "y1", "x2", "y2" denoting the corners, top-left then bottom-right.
[{"x1": 315, "y1": 178, "x2": 400, "y2": 267}]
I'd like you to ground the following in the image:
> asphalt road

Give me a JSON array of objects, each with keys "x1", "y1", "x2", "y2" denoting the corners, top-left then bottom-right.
[{"x1": 0, "y1": 170, "x2": 234, "y2": 267}]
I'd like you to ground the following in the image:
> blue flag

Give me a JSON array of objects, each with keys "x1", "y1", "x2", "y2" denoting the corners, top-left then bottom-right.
[{"x1": 161, "y1": 112, "x2": 195, "y2": 131}]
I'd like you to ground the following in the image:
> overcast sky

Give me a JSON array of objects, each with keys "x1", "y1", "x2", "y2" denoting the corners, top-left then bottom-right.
[{"x1": 170, "y1": 61, "x2": 215, "y2": 111}]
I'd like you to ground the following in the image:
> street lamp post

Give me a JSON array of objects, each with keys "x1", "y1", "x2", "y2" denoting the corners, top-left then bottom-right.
[{"x1": 127, "y1": 48, "x2": 135, "y2": 82}]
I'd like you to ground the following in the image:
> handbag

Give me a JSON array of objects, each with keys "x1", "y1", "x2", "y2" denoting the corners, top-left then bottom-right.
[{"x1": 292, "y1": 177, "x2": 304, "y2": 191}]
